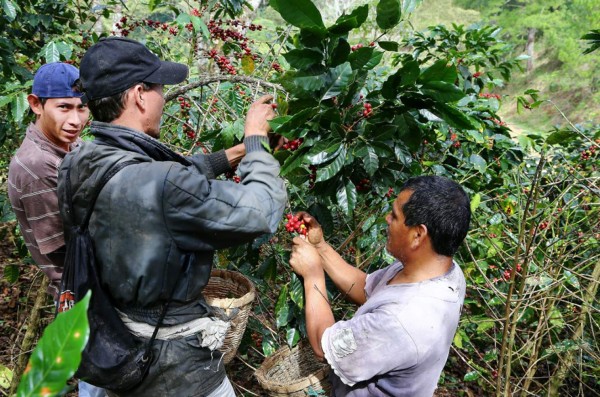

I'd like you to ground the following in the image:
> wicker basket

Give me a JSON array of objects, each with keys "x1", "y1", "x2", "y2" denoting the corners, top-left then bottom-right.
[
  {"x1": 255, "y1": 341, "x2": 331, "y2": 396},
  {"x1": 203, "y1": 269, "x2": 256, "y2": 364}
]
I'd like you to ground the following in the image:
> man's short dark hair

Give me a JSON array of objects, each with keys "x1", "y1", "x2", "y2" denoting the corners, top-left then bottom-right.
[
  {"x1": 76, "y1": 81, "x2": 153, "y2": 122},
  {"x1": 400, "y1": 176, "x2": 471, "y2": 257}
]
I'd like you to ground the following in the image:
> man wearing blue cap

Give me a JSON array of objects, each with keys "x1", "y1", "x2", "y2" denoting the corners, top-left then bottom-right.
[
  {"x1": 7, "y1": 63, "x2": 106, "y2": 397},
  {"x1": 8, "y1": 62, "x2": 89, "y2": 298}
]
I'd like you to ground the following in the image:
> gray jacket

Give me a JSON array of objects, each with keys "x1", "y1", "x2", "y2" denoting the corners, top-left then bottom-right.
[{"x1": 58, "y1": 121, "x2": 287, "y2": 315}]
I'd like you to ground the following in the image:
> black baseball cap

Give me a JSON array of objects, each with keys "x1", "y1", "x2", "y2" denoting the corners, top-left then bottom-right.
[{"x1": 79, "y1": 37, "x2": 188, "y2": 104}]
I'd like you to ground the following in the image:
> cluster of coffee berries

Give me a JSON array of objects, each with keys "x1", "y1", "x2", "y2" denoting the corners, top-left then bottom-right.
[
  {"x1": 224, "y1": 170, "x2": 241, "y2": 184},
  {"x1": 581, "y1": 145, "x2": 596, "y2": 161},
  {"x1": 356, "y1": 178, "x2": 371, "y2": 192},
  {"x1": 183, "y1": 124, "x2": 195, "y2": 140},
  {"x1": 539, "y1": 221, "x2": 549, "y2": 230},
  {"x1": 472, "y1": 72, "x2": 483, "y2": 78},
  {"x1": 271, "y1": 62, "x2": 283, "y2": 73},
  {"x1": 250, "y1": 332, "x2": 263, "y2": 348},
  {"x1": 362, "y1": 102, "x2": 373, "y2": 118},
  {"x1": 386, "y1": 187, "x2": 394, "y2": 198},
  {"x1": 479, "y1": 92, "x2": 501, "y2": 100},
  {"x1": 450, "y1": 132, "x2": 461, "y2": 148},
  {"x1": 177, "y1": 96, "x2": 192, "y2": 110},
  {"x1": 282, "y1": 138, "x2": 303, "y2": 151},
  {"x1": 351, "y1": 42, "x2": 375, "y2": 51},
  {"x1": 207, "y1": 49, "x2": 237, "y2": 75},
  {"x1": 488, "y1": 117, "x2": 507, "y2": 127},
  {"x1": 285, "y1": 214, "x2": 307, "y2": 235}
]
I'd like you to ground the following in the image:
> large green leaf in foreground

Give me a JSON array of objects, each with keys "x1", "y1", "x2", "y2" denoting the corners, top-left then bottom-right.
[{"x1": 17, "y1": 291, "x2": 90, "y2": 397}]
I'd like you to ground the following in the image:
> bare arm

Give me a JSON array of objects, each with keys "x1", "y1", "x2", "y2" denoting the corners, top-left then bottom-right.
[
  {"x1": 297, "y1": 212, "x2": 367, "y2": 305},
  {"x1": 289, "y1": 236, "x2": 334, "y2": 360}
]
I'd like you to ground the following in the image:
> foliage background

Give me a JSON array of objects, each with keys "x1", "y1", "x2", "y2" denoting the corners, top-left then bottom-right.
[{"x1": 0, "y1": 0, "x2": 598, "y2": 396}]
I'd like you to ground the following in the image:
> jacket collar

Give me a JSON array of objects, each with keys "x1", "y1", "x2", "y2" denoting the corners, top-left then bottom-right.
[
  {"x1": 91, "y1": 121, "x2": 191, "y2": 166},
  {"x1": 26, "y1": 123, "x2": 81, "y2": 156}
]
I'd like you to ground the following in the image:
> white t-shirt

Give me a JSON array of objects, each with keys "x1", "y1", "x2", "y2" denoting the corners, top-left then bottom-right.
[{"x1": 321, "y1": 261, "x2": 466, "y2": 397}]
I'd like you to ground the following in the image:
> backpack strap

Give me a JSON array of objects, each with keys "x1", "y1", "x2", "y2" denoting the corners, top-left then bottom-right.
[{"x1": 65, "y1": 160, "x2": 139, "y2": 229}]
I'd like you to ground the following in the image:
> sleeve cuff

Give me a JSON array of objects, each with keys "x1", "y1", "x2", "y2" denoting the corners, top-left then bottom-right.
[
  {"x1": 206, "y1": 150, "x2": 231, "y2": 176},
  {"x1": 244, "y1": 135, "x2": 269, "y2": 153}
]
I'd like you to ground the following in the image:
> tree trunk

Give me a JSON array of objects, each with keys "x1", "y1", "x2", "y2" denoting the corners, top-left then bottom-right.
[
  {"x1": 8, "y1": 274, "x2": 50, "y2": 395},
  {"x1": 526, "y1": 28, "x2": 537, "y2": 73}
]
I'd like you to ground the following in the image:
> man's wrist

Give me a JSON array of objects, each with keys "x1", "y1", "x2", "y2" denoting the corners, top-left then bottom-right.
[{"x1": 244, "y1": 135, "x2": 269, "y2": 153}]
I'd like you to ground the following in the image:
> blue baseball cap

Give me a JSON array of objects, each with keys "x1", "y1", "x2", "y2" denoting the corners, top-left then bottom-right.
[{"x1": 32, "y1": 62, "x2": 83, "y2": 98}]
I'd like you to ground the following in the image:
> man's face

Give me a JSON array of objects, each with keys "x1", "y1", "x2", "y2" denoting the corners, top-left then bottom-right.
[
  {"x1": 30, "y1": 96, "x2": 89, "y2": 150},
  {"x1": 385, "y1": 189, "x2": 413, "y2": 261},
  {"x1": 144, "y1": 84, "x2": 165, "y2": 138}
]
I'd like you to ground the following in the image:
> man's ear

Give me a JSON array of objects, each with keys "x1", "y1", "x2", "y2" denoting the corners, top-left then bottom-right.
[
  {"x1": 411, "y1": 224, "x2": 429, "y2": 249},
  {"x1": 131, "y1": 84, "x2": 145, "y2": 110},
  {"x1": 27, "y1": 94, "x2": 43, "y2": 116}
]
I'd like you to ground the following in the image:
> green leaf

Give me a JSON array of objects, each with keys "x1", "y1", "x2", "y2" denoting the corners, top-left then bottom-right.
[
  {"x1": 376, "y1": 0, "x2": 401, "y2": 30},
  {"x1": 361, "y1": 145, "x2": 379, "y2": 176},
  {"x1": 3, "y1": 264, "x2": 19, "y2": 283},
  {"x1": 284, "y1": 48, "x2": 324, "y2": 70},
  {"x1": 17, "y1": 291, "x2": 90, "y2": 397},
  {"x1": 432, "y1": 103, "x2": 479, "y2": 130},
  {"x1": 381, "y1": 60, "x2": 419, "y2": 99},
  {"x1": 306, "y1": 142, "x2": 343, "y2": 165},
  {"x1": 322, "y1": 62, "x2": 354, "y2": 101},
  {"x1": 378, "y1": 41, "x2": 399, "y2": 52},
  {"x1": 464, "y1": 370, "x2": 480, "y2": 382},
  {"x1": 468, "y1": 154, "x2": 487, "y2": 173},
  {"x1": 419, "y1": 59, "x2": 456, "y2": 84},
  {"x1": 149, "y1": 0, "x2": 159, "y2": 11},
  {"x1": 2, "y1": 0, "x2": 17, "y2": 21},
  {"x1": 289, "y1": 273, "x2": 304, "y2": 309},
  {"x1": 270, "y1": 0, "x2": 326, "y2": 33},
  {"x1": 402, "y1": 0, "x2": 423, "y2": 14},
  {"x1": 280, "y1": 149, "x2": 307, "y2": 177},
  {"x1": 545, "y1": 129, "x2": 579, "y2": 145},
  {"x1": 262, "y1": 335, "x2": 277, "y2": 357},
  {"x1": 316, "y1": 146, "x2": 346, "y2": 182},
  {"x1": 562, "y1": 270, "x2": 580, "y2": 289},
  {"x1": 286, "y1": 327, "x2": 300, "y2": 347},
  {"x1": 348, "y1": 47, "x2": 383, "y2": 70},
  {"x1": 421, "y1": 81, "x2": 465, "y2": 103},
  {"x1": 42, "y1": 42, "x2": 60, "y2": 63},
  {"x1": 328, "y1": 5, "x2": 368, "y2": 35},
  {"x1": 192, "y1": 16, "x2": 210, "y2": 39},
  {"x1": 470, "y1": 193, "x2": 481, "y2": 213},
  {"x1": 275, "y1": 284, "x2": 290, "y2": 328},
  {"x1": 41, "y1": 41, "x2": 72, "y2": 63},
  {"x1": 336, "y1": 177, "x2": 357, "y2": 216},
  {"x1": 11, "y1": 93, "x2": 28, "y2": 124},
  {"x1": 476, "y1": 320, "x2": 495, "y2": 333},
  {"x1": 0, "y1": 364, "x2": 12, "y2": 389}
]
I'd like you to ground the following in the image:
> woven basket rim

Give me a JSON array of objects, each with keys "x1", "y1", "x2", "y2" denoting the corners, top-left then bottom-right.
[
  {"x1": 205, "y1": 269, "x2": 256, "y2": 307},
  {"x1": 255, "y1": 341, "x2": 330, "y2": 393}
]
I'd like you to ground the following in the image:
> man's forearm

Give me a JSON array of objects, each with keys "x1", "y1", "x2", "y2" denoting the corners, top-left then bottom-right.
[
  {"x1": 316, "y1": 242, "x2": 367, "y2": 305},
  {"x1": 225, "y1": 143, "x2": 246, "y2": 168},
  {"x1": 303, "y1": 274, "x2": 334, "y2": 361}
]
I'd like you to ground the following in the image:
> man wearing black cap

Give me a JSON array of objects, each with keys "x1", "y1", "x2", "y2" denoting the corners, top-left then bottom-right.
[{"x1": 57, "y1": 37, "x2": 286, "y2": 396}]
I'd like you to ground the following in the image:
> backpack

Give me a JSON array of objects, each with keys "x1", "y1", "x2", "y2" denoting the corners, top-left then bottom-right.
[{"x1": 57, "y1": 160, "x2": 168, "y2": 392}]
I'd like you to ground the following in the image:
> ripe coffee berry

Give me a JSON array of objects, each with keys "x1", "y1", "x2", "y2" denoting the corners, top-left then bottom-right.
[{"x1": 285, "y1": 214, "x2": 307, "y2": 235}]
